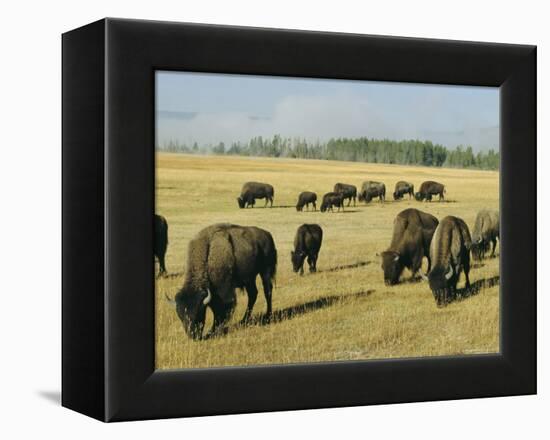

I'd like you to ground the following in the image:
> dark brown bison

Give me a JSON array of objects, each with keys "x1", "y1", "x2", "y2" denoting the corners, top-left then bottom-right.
[
  {"x1": 415, "y1": 181, "x2": 445, "y2": 201},
  {"x1": 291, "y1": 224, "x2": 323, "y2": 275},
  {"x1": 471, "y1": 210, "x2": 499, "y2": 260},
  {"x1": 170, "y1": 224, "x2": 277, "y2": 339},
  {"x1": 237, "y1": 182, "x2": 274, "y2": 208},
  {"x1": 320, "y1": 192, "x2": 345, "y2": 212},
  {"x1": 381, "y1": 208, "x2": 439, "y2": 285},
  {"x1": 393, "y1": 181, "x2": 415, "y2": 200},
  {"x1": 358, "y1": 181, "x2": 386, "y2": 203},
  {"x1": 426, "y1": 216, "x2": 472, "y2": 307},
  {"x1": 296, "y1": 191, "x2": 318, "y2": 211},
  {"x1": 333, "y1": 183, "x2": 357, "y2": 206},
  {"x1": 154, "y1": 214, "x2": 168, "y2": 277}
]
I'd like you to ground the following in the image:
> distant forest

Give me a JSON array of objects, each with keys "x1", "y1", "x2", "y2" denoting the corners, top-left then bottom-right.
[{"x1": 157, "y1": 135, "x2": 500, "y2": 170}]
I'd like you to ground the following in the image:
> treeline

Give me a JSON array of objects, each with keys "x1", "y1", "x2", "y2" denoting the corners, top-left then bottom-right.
[{"x1": 158, "y1": 135, "x2": 499, "y2": 170}]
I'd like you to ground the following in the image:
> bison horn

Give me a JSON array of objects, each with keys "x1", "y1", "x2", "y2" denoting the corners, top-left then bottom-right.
[
  {"x1": 445, "y1": 266, "x2": 454, "y2": 280},
  {"x1": 164, "y1": 293, "x2": 177, "y2": 307},
  {"x1": 393, "y1": 255, "x2": 399, "y2": 262},
  {"x1": 420, "y1": 272, "x2": 428, "y2": 281},
  {"x1": 203, "y1": 289, "x2": 212, "y2": 305}
]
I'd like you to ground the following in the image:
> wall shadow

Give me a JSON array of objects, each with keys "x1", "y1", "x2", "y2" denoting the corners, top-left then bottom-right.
[{"x1": 37, "y1": 390, "x2": 61, "y2": 406}]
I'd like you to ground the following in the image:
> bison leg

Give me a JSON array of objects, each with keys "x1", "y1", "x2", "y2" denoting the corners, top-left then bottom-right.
[
  {"x1": 260, "y1": 273, "x2": 273, "y2": 320},
  {"x1": 347, "y1": 197, "x2": 351, "y2": 207},
  {"x1": 491, "y1": 238, "x2": 497, "y2": 257},
  {"x1": 241, "y1": 282, "x2": 258, "y2": 324},
  {"x1": 157, "y1": 253, "x2": 167, "y2": 277},
  {"x1": 207, "y1": 299, "x2": 235, "y2": 338},
  {"x1": 269, "y1": 197, "x2": 273, "y2": 208},
  {"x1": 313, "y1": 201, "x2": 316, "y2": 211},
  {"x1": 307, "y1": 254, "x2": 317, "y2": 273}
]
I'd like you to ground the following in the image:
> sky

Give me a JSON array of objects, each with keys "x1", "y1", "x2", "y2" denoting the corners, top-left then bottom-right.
[{"x1": 156, "y1": 71, "x2": 499, "y2": 152}]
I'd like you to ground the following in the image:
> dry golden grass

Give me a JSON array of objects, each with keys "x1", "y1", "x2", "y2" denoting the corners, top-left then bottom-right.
[{"x1": 155, "y1": 153, "x2": 499, "y2": 369}]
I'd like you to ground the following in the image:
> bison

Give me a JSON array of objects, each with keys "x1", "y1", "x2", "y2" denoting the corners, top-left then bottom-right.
[
  {"x1": 170, "y1": 224, "x2": 277, "y2": 339},
  {"x1": 237, "y1": 182, "x2": 274, "y2": 208},
  {"x1": 291, "y1": 224, "x2": 323, "y2": 275},
  {"x1": 154, "y1": 214, "x2": 168, "y2": 277},
  {"x1": 471, "y1": 210, "x2": 499, "y2": 260},
  {"x1": 296, "y1": 191, "x2": 318, "y2": 211},
  {"x1": 415, "y1": 181, "x2": 446, "y2": 202},
  {"x1": 393, "y1": 181, "x2": 415, "y2": 200},
  {"x1": 333, "y1": 183, "x2": 357, "y2": 207},
  {"x1": 380, "y1": 208, "x2": 439, "y2": 285},
  {"x1": 320, "y1": 192, "x2": 345, "y2": 212},
  {"x1": 358, "y1": 181, "x2": 386, "y2": 203},
  {"x1": 426, "y1": 216, "x2": 472, "y2": 307}
]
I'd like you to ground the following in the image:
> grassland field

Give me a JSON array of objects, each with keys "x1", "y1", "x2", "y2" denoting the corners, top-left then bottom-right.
[{"x1": 155, "y1": 152, "x2": 499, "y2": 370}]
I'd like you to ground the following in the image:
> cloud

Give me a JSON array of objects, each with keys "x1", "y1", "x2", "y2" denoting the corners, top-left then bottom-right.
[{"x1": 156, "y1": 93, "x2": 498, "y2": 152}]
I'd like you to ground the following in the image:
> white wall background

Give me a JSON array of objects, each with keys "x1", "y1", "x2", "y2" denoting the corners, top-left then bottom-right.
[{"x1": 0, "y1": 0, "x2": 546, "y2": 437}]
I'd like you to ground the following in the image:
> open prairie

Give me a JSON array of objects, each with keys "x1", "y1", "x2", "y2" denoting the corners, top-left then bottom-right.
[{"x1": 155, "y1": 153, "x2": 499, "y2": 370}]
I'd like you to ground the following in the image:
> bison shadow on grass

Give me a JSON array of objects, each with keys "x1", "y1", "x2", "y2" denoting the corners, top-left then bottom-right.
[
  {"x1": 204, "y1": 289, "x2": 375, "y2": 339},
  {"x1": 434, "y1": 275, "x2": 500, "y2": 306}
]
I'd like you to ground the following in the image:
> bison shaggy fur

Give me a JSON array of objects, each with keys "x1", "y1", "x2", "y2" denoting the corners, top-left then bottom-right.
[
  {"x1": 173, "y1": 224, "x2": 277, "y2": 339},
  {"x1": 291, "y1": 224, "x2": 323, "y2": 274},
  {"x1": 237, "y1": 182, "x2": 274, "y2": 208},
  {"x1": 296, "y1": 191, "x2": 317, "y2": 211},
  {"x1": 381, "y1": 208, "x2": 439, "y2": 285},
  {"x1": 470, "y1": 210, "x2": 499, "y2": 260}
]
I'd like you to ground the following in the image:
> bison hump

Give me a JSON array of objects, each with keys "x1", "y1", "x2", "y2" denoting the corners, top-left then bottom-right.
[{"x1": 207, "y1": 231, "x2": 236, "y2": 304}]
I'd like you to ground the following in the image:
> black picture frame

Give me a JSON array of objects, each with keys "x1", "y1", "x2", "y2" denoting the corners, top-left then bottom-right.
[{"x1": 62, "y1": 18, "x2": 536, "y2": 422}]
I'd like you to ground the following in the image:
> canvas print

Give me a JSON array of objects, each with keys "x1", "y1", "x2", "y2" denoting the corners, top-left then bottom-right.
[{"x1": 155, "y1": 71, "x2": 500, "y2": 370}]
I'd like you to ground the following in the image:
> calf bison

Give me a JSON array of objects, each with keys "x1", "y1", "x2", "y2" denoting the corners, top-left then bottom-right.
[
  {"x1": 237, "y1": 182, "x2": 274, "y2": 208},
  {"x1": 333, "y1": 183, "x2": 357, "y2": 207},
  {"x1": 171, "y1": 224, "x2": 277, "y2": 339},
  {"x1": 471, "y1": 210, "x2": 499, "y2": 260},
  {"x1": 426, "y1": 216, "x2": 472, "y2": 307},
  {"x1": 296, "y1": 191, "x2": 318, "y2": 211},
  {"x1": 393, "y1": 181, "x2": 415, "y2": 200},
  {"x1": 415, "y1": 181, "x2": 446, "y2": 201},
  {"x1": 381, "y1": 208, "x2": 439, "y2": 285},
  {"x1": 358, "y1": 181, "x2": 386, "y2": 203},
  {"x1": 291, "y1": 224, "x2": 323, "y2": 275},
  {"x1": 320, "y1": 192, "x2": 345, "y2": 212},
  {"x1": 154, "y1": 214, "x2": 168, "y2": 277}
]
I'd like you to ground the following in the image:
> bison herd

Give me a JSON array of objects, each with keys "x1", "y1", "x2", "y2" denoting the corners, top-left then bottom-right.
[
  {"x1": 236, "y1": 180, "x2": 446, "y2": 211},
  {"x1": 155, "y1": 180, "x2": 499, "y2": 340}
]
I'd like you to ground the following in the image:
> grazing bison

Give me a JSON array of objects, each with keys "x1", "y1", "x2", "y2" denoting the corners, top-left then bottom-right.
[
  {"x1": 471, "y1": 210, "x2": 499, "y2": 260},
  {"x1": 381, "y1": 208, "x2": 439, "y2": 285},
  {"x1": 358, "y1": 181, "x2": 386, "y2": 203},
  {"x1": 296, "y1": 191, "x2": 318, "y2": 211},
  {"x1": 426, "y1": 216, "x2": 472, "y2": 307},
  {"x1": 415, "y1": 181, "x2": 446, "y2": 202},
  {"x1": 291, "y1": 224, "x2": 323, "y2": 275},
  {"x1": 237, "y1": 182, "x2": 274, "y2": 208},
  {"x1": 333, "y1": 183, "x2": 357, "y2": 207},
  {"x1": 171, "y1": 224, "x2": 277, "y2": 339},
  {"x1": 154, "y1": 214, "x2": 168, "y2": 277},
  {"x1": 320, "y1": 192, "x2": 345, "y2": 212},
  {"x1": 393, "y1": 181, "x2": 415, "y2": 200}
]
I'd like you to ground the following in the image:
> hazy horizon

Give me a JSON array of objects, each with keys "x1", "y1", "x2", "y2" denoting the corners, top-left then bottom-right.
[{"x1": 156, "y1": 71, "x2": 499, "y2": 153}]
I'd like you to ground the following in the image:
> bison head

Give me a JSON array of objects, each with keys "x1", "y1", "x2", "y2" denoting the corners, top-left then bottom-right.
[
  {"x1": 393, "y1": 191, "x2": 400, "y2": 201},
  {"x1": 237, "y1": 197, "x2": 245, "y2": 209},
  {"x1": 414, "y1": 192, "x2": 424, "y2": 201},
  {"x1": 296, "y1": 204, "x2": 303, "y2": 212},
  {"x1": 291, "y1": 250, "x2": 306, "y2": 274},
  {"x1": 358, "y1": 192, "x2": 365, "y2": 202},
  {"x1": 428, "y1": 265, "x2": 455, "y2": 307},
  {"x1": 380, "y1": 251, "x2": 404, "y2": 285},
  {"x1": 175, "y1": 288, "x2": 211, "y2": 339}
]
